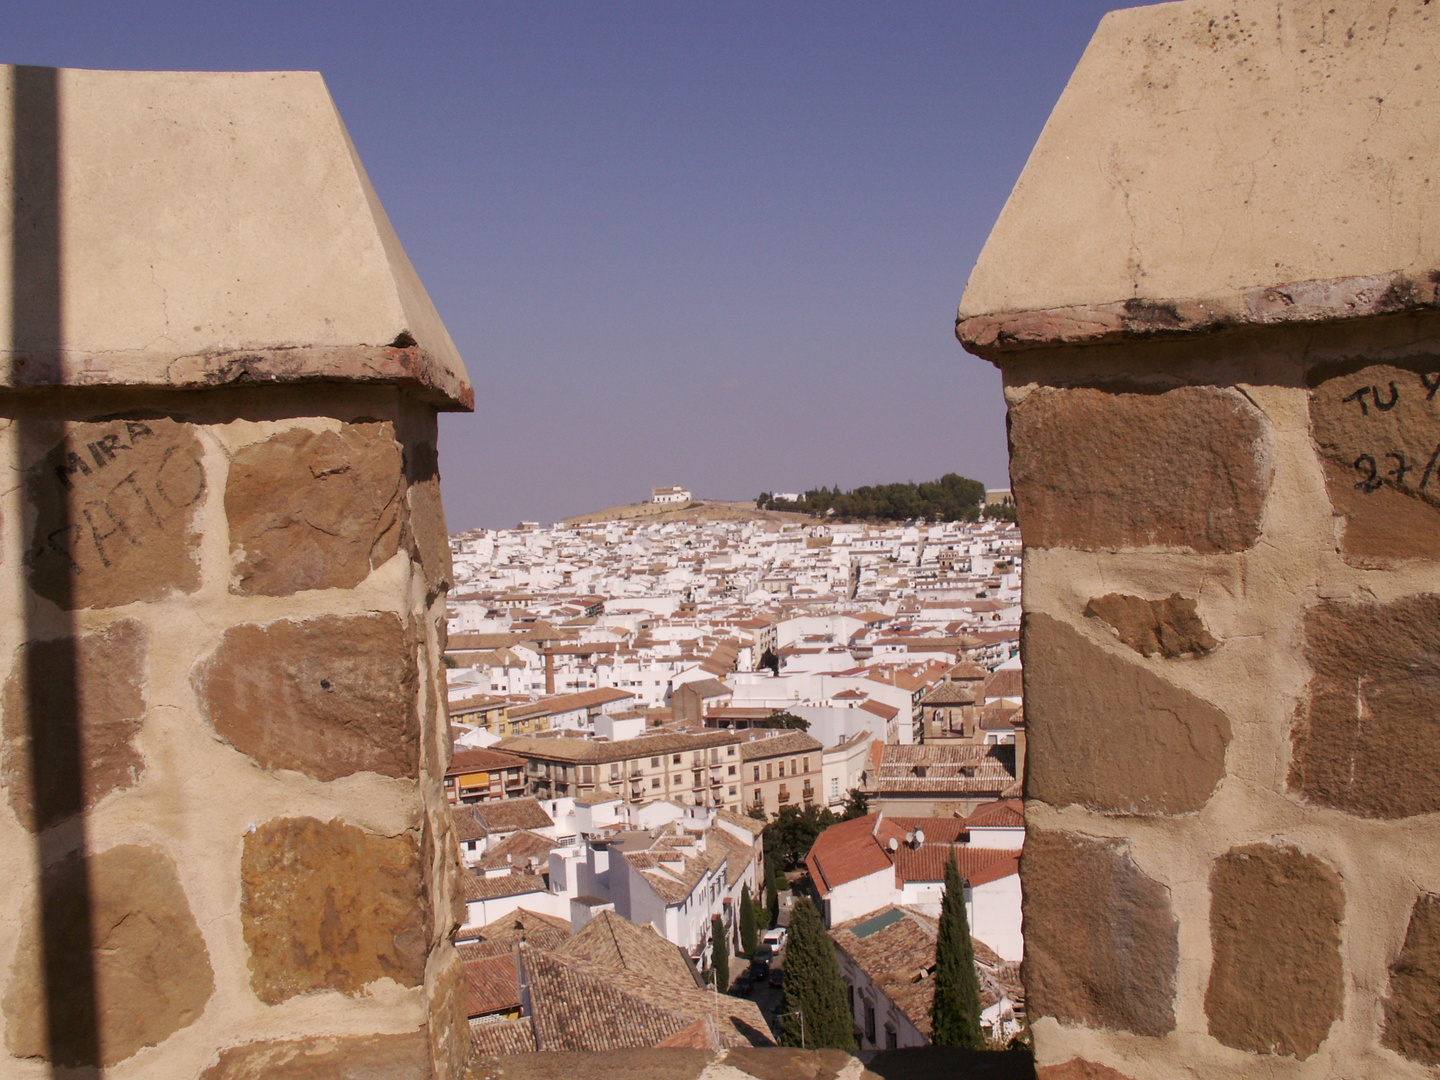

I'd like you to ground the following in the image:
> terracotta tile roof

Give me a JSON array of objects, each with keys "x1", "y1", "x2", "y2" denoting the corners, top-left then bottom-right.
[
  {"x1": 469, "y1": 1016, "x2": 538, "y2": 1056},
  {"x1": 451, "y1": 804, "x2": 485, "y2": 843},
  {"x1": 892, "y1": 844, "x2": 1020, "y2": 888},
  {"x1": 463, "y1": 872, "x2": 548, "y2": 902},
  {"x1": 520, "y1": 948, "x2": 771, "y2": 1050},
  {"x1": 921, "y1": 681, "x2": 978, "y2": 706},
  {"x1": 805, "y1": 813, "x2": 894, "y2": 897},
  {"x1": 508, "y1": 687, "x2": 635, "y2": 721},
  {"x1": 458, "y1": 908, "x2": 572, "y2": 958},
  {"x1": 464, "y1": 952, "x2": 520, "y2": 1017},
  {"x1": 477, "y1": 830, "x2": 560, "y2": 873},
  {"x1": 473, "y1": 798, "x2": 554, "y2": 834},
  {"x1": 877, "y1": 743, "x2": 1017, "y2": 795},
  {"x1": 983, "y1": 668, "x2": 1024, "y2": 699},
  {"x1": 497, "y1": 729, "x2": 739, "y2": 765},
  {"x1": 966, "y1": 799, "x2": 1024, "y2": 829},
  {"x1": 737, "y1": 730, "x2": 823, "y2": 760},
  {"x1": 555, "y1": 910, "x2": 695, "y2": 984},
  {"x1": 447, "y1": 747, "x2": 527, "y2": 777}
]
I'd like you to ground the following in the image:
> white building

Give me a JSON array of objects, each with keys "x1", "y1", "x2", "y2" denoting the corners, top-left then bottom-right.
[{"x1": 651, "y1": 485, "x2": 692, "y2": 504}]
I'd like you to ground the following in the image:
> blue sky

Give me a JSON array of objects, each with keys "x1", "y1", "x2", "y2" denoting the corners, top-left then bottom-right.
[{"x1": 10, "y1": 1, "x2": 1120, "y2": 529}]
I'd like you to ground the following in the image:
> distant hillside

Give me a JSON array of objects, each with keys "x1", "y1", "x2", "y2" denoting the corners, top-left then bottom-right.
[
  {"x1": 561, "y1": 499, "x2": 809, "y2": 527},
  {"x1": 757, "y1": 474, "x2": 998, "y2": 523}
]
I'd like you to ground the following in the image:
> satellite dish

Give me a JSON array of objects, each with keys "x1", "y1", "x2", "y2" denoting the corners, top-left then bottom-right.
[
  {"x1": 914, "y1": 828, "x2": 925, "y2": 845},
  {"x1": 888, "y1": 837, "x2": 899, "y2": 851}
]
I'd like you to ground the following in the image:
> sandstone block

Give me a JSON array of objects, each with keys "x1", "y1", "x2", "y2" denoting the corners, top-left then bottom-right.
[
  {"x1": 406, "y1": 441, "x2": 453, "y2": 594},
  {"x1": 1382, "y1": 894, "x2": 1440, "y2": 1066},
  {"x1": 192, "y1": 613, "x2": 419, "y2": 781},
  {"x1": 226, "y1": 423, "x2": 403, "y2": 595},
  {"x1": 1205, "y1": 845, "x2": 1343, "y2": 1059},
  {"x1": 0, "y1": 619, "x2": 147, "y2": 831},
  {"x1": 26, "y1": 417, "x2": 205, "y2": 609},
  {"x1": 1007, "y1": 386, "x2": 1269, "y2": 552},
  {"x1": 3, "y1": 845, "x2": 213, "y2": 1067},
  {"x1": 199, "y1": 1032, "x2": 431, "y2": 1079},
  {"x1": 1021, "y1": 829, "x2": 1178, "y2": 1037},
  {"x1": 241, "y1": 817, "x2": 427, "y2": 1004},
  {"x1": 1023, "y1": 614, "x2": 1231, "y2": 814},
  {"x1": 1289, "y1": 595, "x2": 1440, "y2": 819},
  {"x1": 1083, "y1": 593, "x2": 1217, "y2": 659},
  {"x1": 1310, "y1": 363, "x2": 1440, "y2": 564},
  {"x1": 426, "y1": 944, "x2": 470, "y2": 1080}
]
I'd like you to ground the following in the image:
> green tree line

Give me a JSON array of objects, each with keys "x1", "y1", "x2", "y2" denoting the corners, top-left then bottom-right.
[{"x1": 757, "y1": 473, "x2": 986, "y2": 522}]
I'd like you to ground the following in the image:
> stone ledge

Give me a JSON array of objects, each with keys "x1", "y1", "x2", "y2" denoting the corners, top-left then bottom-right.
[{"x1": 956, "y1": 271, "x2": 1440, "y2": 361}]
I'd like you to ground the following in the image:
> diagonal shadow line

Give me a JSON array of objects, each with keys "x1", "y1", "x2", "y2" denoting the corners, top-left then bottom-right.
[{"x1": 12, "y1": 64, "x2": 102, "y2": 1075}]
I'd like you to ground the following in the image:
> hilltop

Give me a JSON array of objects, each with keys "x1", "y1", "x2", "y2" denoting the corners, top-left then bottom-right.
[{"x1": 561, "y1": 499, "x2": 810, "y2": 527}]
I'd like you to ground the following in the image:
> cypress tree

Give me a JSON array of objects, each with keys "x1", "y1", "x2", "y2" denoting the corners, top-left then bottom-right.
[
  {"x1": 766, "y1": 856, "x2": 780, "y2": 927},
  {"x1": 711, "y1": 914, "x2": 729, "y2": 990},
  {"x1": 777, "y1": 896, "x2": 855, "y2": 1050},
  {"x1": 740, "y1": 883, "x2": 758, "y2": 957},
  {"x1": 931, "y1": 855, "x2": 985, "y2": 1048}
]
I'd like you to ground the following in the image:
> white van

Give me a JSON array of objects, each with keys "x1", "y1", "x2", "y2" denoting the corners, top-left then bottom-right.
[{"x1": 762, "y1": 927, "x2": 787, "y2": 950}]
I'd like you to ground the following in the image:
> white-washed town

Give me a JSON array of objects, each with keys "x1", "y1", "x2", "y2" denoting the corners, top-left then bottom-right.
[{"x1": 442, "y1": 493, "x2": 1028, "y2": 1053}]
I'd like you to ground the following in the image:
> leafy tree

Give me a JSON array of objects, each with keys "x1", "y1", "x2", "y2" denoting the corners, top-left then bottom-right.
[
  {"x1": 778, "y1": 897, "x2": 855, "y2": 1050},
  {"x1": 747, "y1": 803, "x2": 768, "y2": 822},
  {"x1": 983, "y1": 502, "x2": 1017, "y2": 523},
  {"x1": 839, "y1": 787, "x2": 869, "y2": 821},
  {"x1": 763, "y1": 803, "x2": 838, "y2": 869},
  {"x1": 759, "y1": 649, "x2": 780, "y2": 675},
  {"x1": 740, "y1": 883, "x2": 758, "y2": 957},
  {"x1": 931, "y1": 856, "x2": 985, "y2": 1048},
  {"x1": 711, "y1": 914, "x2": 729, "y2": 991},
  {"x1": 769, "y1": 473, "x2": 987, "y2": 524},
  {"x1": 756, "y1": 710, "x2": 809, "y2": 731}
]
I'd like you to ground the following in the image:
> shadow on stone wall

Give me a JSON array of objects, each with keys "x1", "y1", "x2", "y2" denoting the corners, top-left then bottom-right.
[{"x1": 11, "y1": 63, "x2": 103, "y2": 1075}]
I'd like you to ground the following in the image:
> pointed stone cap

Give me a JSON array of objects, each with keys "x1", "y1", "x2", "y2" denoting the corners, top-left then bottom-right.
[
  {"x1": 2, "y1": 66, "x2": 471, "y2": 409},
  {"x1": 957, "y1": 0, "x2": 1440, "y2": 361}
]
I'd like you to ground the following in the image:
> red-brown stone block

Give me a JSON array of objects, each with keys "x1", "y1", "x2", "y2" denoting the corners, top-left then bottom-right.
[
  {"x1": 1022, "y1": 829, "x2": 1179, "y2": 1037},
  {"x1": 1083, "y1": 593, "x2": 1217, "y2": 659},
  {"x1": 1382, "y1": 893, "x2": 1440, "y2": 1066},
  {"x1": 26, "y1": 417, "x2": 206, "y2": 609},
  {"x1": 1205, "y1": 845, "x2": 1343, "y2": 1059},
  {"x1": 1310, "y1": 363, "x2": 1440, "y2": 564},
  {"x1": 1289, "y1": 595, "x2": 1440, "y2": 819},
  {"x1": 1008, "y1": 386, "x2": 1270, "y2": 553},
  {"x1": 0, "y1": 619, "x2": 147, "y2": 831},
  {"x1": 226, "y1": 423, "x2": 404, "y2": 595},
  {"x1": 192, "y1": 612, "x2": 419, "y2": 781},
  {"x1": 241, "y1": 817, "x2": 428, "y2": 1004},
  {"x1": 1023, "y1": 614, "x2": 1231, "y2": 815},
  {"x1": 3, "y1": 845, "x2": 214, "y2": 1067}
]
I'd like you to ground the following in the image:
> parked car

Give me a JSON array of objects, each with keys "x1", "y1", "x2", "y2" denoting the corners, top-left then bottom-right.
[
  {"x1": 762, "y1": 927, "x2": 787, "y2": 950},
  {"x1": 732, "y1": 972, "x2": 753, "y2": 996},
  {"x1": 768, "y1": 968, "x2": 784, "y2": 988},
  {"x1": 753, "y1": 943, "x2": 773, "y2": 962},
  {"x1": 748, "y1": 957, "x2": 769, "y2": 979}
]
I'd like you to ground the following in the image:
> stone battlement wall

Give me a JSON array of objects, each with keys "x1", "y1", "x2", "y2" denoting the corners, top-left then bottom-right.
[
  {"x1": 958, "y1": 3, "x2": 1440, "y2": 1078},
  {"x1": 2, "y1": 67, "x2": 471, "y2": 1078}
]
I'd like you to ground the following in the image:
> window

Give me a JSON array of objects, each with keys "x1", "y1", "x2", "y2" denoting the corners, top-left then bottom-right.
[
  {"x1": 831, "y1": 777, "x2": 839, "y2": 798},
  {"x1": 651, "y1": 777, "x2": 661, "y2": 789},
  {"x1": 753, "y1": 766, "x2": 760, "y2": 782},
  {"x1": 727, "y1": 745, "x2": 736, "y2": 756},
  {"x1": 766, "y1": 763, "x2": 773, "y2": 780},
  {"x1": 753, "y1": 790, "x2": 763, "y2": 805},
  {"x1": 802, "y1": 757, "x2": 809, "y2": 773},
  {"x1": 885, "y1": 1027, "x2": 897, "y2": 1050},
  {"x1": 729, "y1": 785, "x2": 737, "y2": 796},
  {"x1": 673, "y1": 754, "x2": 682, "y2": 765},
  {"x1": 779, "y1": 764, "x2": 785, "y2": 778},
  {"x1": 864, "y1": 1002, "x2": 876, "y2": 1044},
  {"x1": 728, "y1": 765, "x2": 736, "y2": 776},
  {"x1": 582, "y1": 766, "x2": 593, "y2": 783},
  {"x1": 651, "y1": 757, "x2": 660, "y2": 767}
]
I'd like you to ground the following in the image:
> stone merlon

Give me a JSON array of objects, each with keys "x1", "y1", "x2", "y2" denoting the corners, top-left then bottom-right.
[
  {"x1": 955, "y1": 0, "x2": 1440, "y2": 359},
  {"x1": 1, "y1": 66, "x2": 472, "y2": 408}
]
